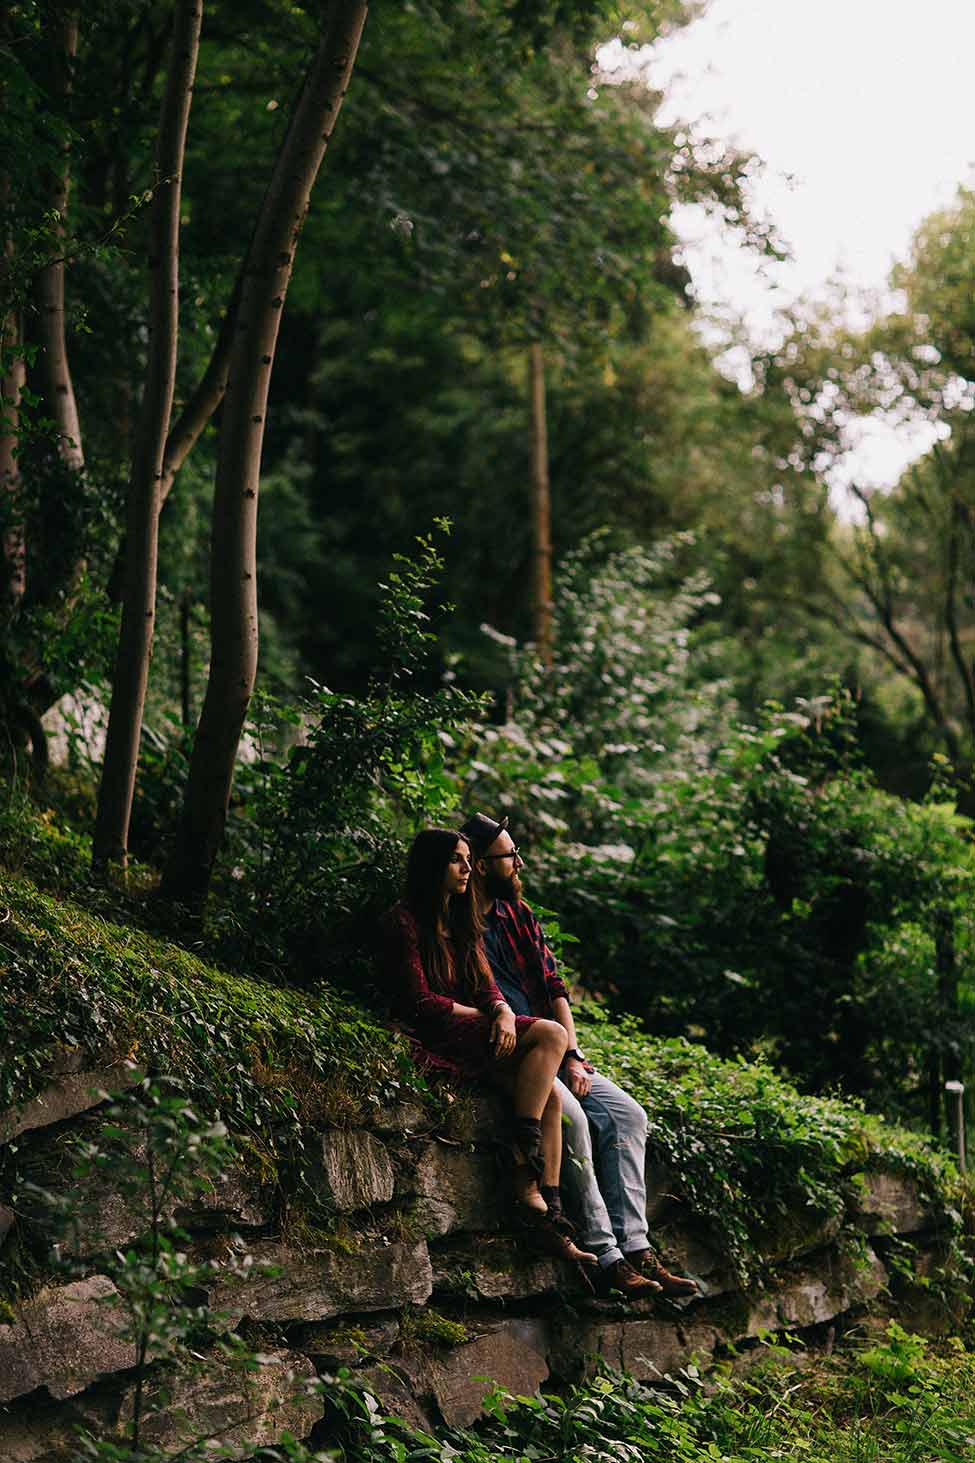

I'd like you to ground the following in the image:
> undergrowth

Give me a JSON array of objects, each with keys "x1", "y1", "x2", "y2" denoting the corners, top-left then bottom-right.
[
  {"x1": 0, "y1": 870, "x2": 422, "y2": 1183},
  {"x1": 0, "y1": 852, "x2": 962, "y2": 1294},
  {"x1": 577, "y1": 1004, "x2": 961, "y2": 1286},
  {"x1": 305, "y1": 1329, "x2": 975, "y2": 1463}
]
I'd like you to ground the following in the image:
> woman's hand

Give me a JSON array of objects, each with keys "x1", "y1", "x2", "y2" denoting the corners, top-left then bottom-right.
[{"x1": 491, "y1": 1004, "x2": 517, "y2": 1058}]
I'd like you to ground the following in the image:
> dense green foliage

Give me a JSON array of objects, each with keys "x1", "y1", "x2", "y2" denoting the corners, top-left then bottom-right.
[
  {"x1": 304, "y1": 1336, "x2": 975, "y2": 1463},
  {"x1": 0, "y1": 819, "x2": 962, "y2": 1292},
  {"x1": 0, "y1": 869, "x2": 415, "y2": 1184},
  {"x1": 463, "y1": 540, "x2": 975, "y2": 1130},
  {"x1": 577, "y1": 1012, "x2": 958, "y2": 1285}
]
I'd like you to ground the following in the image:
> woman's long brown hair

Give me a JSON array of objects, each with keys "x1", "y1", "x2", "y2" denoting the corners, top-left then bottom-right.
[{"x1": 404, "y1": 829, "x2": 493, "y2": 998}]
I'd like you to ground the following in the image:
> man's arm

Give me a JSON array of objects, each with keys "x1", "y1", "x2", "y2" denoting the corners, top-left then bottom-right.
[
  {"x1": 550, "y1": 999, "x2": 592, "y2": 1097},
  {"x1": 518, "y1": 905, "x2": 594, "y2": 1097}
]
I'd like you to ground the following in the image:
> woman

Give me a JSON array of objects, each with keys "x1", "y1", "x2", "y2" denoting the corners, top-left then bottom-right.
[{"x1": 383, "y1": 828, "x2": 594, "y2": 1264}]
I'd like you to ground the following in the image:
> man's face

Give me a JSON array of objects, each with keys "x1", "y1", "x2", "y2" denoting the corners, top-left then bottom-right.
[{"x1": 479, "y1": 829, "x2": 524, "y2": 902}]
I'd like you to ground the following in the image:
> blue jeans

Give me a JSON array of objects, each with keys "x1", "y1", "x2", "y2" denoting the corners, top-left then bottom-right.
[{"x1": 556, "y1": 1073, "x2": 650, "y2": 1268}]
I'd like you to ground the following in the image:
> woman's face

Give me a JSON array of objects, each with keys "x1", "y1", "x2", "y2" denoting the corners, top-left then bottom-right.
[{"x1": 442, "y1": 838, "x2": 473, "y2": 899}]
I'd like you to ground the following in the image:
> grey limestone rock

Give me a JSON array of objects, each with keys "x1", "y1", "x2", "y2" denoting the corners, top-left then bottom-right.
[
  {"x1": 739, "y1": 1241, "x2": 888, "y2": 1337},
  {"x1": 316, "y1": 1129, "x2": 396, "y2": 1212},
  {"x1": 398, "y1": 1320, "x2": 550, "y2": 1429},
  {"x1": 431, "y1": 1235, "x2": 575, "y2": 1300},
  {"x1": 0, "y1": 1050, "x2": 138, "y2": 1146},
  {"x1": 357, "y1": 1362, "x2": 434, "y2": 1432},
  {"x1": 434, "y1": 1320, "x2": 549, "y2": 1427},
  {"x1": 0, "y1": 1275, "x2": 135, "y2": 1404},
  {"x1": 209, "y1": 1236, "x2": 433, "y2": 1324},
  {"x1": 850, "y1": 1169, "x2": 932, "y2": 1236},
  {"x1": 0, "y1": 1350, "x2": 322, "y2": 1461},
  {"x1": 291, "y1": 1314, "x2": 401, "y2": 1365},
  {"x1": 123, "y1": 1348, "x2": 323, "y2": 1458},
  {"x1": 0, "y1": 1403, "x2": 81, "y2": 1463},
  {"x1": 571, "y1": 1318, "x2": 721, "y2": 1383},
  {"x1": 369, "y1": 1099, "x2": 429, "y2": 1135},
  {"x1": 407, "y1": 1140, "x2": 506, "y2": 1237},
  {"x1": 439, "y1": 1091, "x2": 509, "y2": 1145}
]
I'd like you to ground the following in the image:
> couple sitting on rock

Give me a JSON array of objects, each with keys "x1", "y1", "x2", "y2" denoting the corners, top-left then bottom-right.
[{"x1": 382, "y1": 811, "x2": 697, "y2": 1300}]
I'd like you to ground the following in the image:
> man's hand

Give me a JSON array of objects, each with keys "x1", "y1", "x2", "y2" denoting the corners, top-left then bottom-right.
[
  {"x1": 564, "y1": 1055, "x2": 592, "y2": 1098},
  {"x1": 491, "y1": 1005, "x2": 517, "y2": 1058}
]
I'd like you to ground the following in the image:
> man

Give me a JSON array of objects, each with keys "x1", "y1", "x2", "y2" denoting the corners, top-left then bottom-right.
[{"x1": 460, "y1": 811, "x2": 698, "y2": 1301}]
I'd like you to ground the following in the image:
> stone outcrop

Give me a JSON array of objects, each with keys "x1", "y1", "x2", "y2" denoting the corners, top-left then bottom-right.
[
  {"x1": 0, "y1": 1081, "x2": 960, "y2": 1457},
  {"x1": 209, "y1": 1236, "x2": 434, "y2": 1324},
  {"x1": 121, "y1": 1349, "x2": 324, "y2": 1458},
  {"x1": 851, "y1": 1169, "x2": 931, "y2": 1235},
  {"x1": 0, "y1": 1047, "x2": 137, "y2": 1145},
  {"x1": 0, "y1": 1276, "x2": 135, "y2": 1403}
]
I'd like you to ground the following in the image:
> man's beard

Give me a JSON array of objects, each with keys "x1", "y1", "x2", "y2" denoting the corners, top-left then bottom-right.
[{"x1": 485, "y1": 866, "x2": 522, "y2": 903}]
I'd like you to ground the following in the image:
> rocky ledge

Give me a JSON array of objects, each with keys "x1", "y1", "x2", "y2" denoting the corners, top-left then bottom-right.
[{"x1": 0, "y1": 1060, "x2": 964, "y2": 1459}]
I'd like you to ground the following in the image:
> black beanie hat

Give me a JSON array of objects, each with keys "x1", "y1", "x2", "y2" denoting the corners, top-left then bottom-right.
[{"x1": 458, "y1": 812, "x2": 509, "y2": 856}]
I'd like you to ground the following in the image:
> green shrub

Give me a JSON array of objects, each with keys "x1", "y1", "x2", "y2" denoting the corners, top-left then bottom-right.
[
  {"x1": 209, "y1": 524, "x2": 486, "y2": 982},
  {"x1": 462, "y1": 537, "x2": 975, "y2": 1124},
  {"x1": 576, "y1": 1008, "x2": 959, "y2": 1285},
  {"x1": 0, "y1": 872, "x2": 422, "y2": 1226}
]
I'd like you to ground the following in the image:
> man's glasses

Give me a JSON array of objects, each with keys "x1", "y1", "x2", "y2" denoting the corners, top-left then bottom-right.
[{"x1": 483, "y1": 845, "x2": 521, "y2": 861}]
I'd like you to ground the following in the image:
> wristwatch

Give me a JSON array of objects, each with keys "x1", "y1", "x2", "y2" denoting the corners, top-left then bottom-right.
[{"x1": 566, "y1": 1048, "x2": 587, "y2": 1063}]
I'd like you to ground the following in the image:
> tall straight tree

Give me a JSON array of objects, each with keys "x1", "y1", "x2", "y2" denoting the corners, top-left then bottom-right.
[
  {"x1": 0, "y1": 275, "x2": 25, "y2": 614},
  {"x1": 162, "y1": 0, "x2": 369, "y2": 904},
  {"x1": 529, "y1": 339, "x2": 553, "y2": 667},
  {"x1": 33, "y1": 3, "x2": 83, "y2": 474},
  {"x1": 93, "y1": 0, "x2": 203, "y2": 869}
]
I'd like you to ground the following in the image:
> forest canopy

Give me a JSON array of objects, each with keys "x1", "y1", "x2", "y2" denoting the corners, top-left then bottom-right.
[{"x1": 1, "y1": 0, "x2": 975, "y2": 1142}]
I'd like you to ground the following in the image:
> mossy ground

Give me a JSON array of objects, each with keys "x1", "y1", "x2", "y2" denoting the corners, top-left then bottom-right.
[{"x1": 0, "y1": 794, "x2": 969, "y2": 1293}]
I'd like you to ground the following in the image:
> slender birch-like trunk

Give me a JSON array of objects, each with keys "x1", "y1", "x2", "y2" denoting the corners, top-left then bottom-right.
[
  {"x1": 34, "y1": 7, "x2": 83, "y2": 473},
  {"x1": 162, "y1": 0, "x2": 369, "y2": 904},
  {"x1": 0, "y1": 291, "x2": 26, "y2": 614},
  {"x1": 530, "y1": 339, "x2": 553, "y2": 667},
  {"x1": 1, "y1": 132, "x2": 24, "y2": 611},
  {"x1": 92, "y1": 0, "x2": 203, "y2": 869}
]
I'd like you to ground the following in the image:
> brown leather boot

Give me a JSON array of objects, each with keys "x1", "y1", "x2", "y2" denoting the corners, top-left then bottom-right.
[
  {"x1": 624, "y1": 1249, "x2": 699, "y2": 1297},
  {"x1": 524, "y1": 1214, "x2": 598, "y2": 1265},
  {"x1": 596, "y1": 1258, "x2": 662, "y2": 1300}
]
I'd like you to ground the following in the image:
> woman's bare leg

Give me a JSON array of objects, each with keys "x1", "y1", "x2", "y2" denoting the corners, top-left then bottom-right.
[
  {"x1": 540, "y1": 1087, "x2": 562, "y2": 1188},
  {"x1": 506, "y1": 1018, "x2": 567, "y2": 1118}
]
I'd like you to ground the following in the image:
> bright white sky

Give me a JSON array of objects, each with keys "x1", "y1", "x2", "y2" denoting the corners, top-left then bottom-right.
[{"x1": 600, "y1": 0, "x2": 975, "y2": 490}]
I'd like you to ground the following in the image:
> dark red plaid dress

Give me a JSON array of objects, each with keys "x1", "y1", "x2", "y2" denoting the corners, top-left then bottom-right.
[{"x1": 381, "y1": 904, "x2": 536, "y2": 1081}]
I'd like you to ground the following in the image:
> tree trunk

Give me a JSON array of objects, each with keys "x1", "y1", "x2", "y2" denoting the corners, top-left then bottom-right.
[
  {"x1": 92, "y1": 0, "x2": 203, "y2": 869},
  {"x1": 0, "y1": 294, "x2": 26, "y2": 613},
  {"x1": 179, "y1": 590, "x2": 192, "y2": 728},
  {"x1": 162, "y1": 0, "x2": 369, "y2": 905},
  {"x1": 530, "y1": 339, "x2": 552, "y2": 667},
  {"x1": 157, "y1": 55, "x2": 321, "y2": 509},
  {"x1": 33, "y1": 7, "x2": 83, "y2": 473},
  {"x1": 1, "y1": 127, "x2": 24, "y2": 611}
]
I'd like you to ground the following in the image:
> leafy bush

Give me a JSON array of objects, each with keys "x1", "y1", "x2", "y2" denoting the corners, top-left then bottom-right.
[
  {"x1": 0, "y1": 871, "x2": 421, "y2": 1240},
  {"x1": 462, "y1": 540, "x2": 975, "y2": 1125},
  {"x1": 576, "y1": 1008, "x2": 959, "y2": 1285},
  {"x1": 209, "y1": 524, "x2": 486, "y2": 981},
  {"x1": 289, "y1": 1340, "x2": 975, "y2": 1463}
]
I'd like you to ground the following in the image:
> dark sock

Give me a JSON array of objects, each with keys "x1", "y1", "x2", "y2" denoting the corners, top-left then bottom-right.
[
  {"x1": 540, "y1": 1184, "x2": 562, "y2": 1219},
  {"x1": 513, "y1": 1116, "x2": 544, "y2": 1177}
]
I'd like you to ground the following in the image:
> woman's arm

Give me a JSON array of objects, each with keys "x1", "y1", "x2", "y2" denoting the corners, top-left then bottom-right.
[{"x1": 383, "y1": 909, "x2": 455, "y2": 1023}]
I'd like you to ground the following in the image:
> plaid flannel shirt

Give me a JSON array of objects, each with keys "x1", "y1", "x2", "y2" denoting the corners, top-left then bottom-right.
[{"x1": 486, "y1": 898, "x2": 570, "y2": 1014}]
